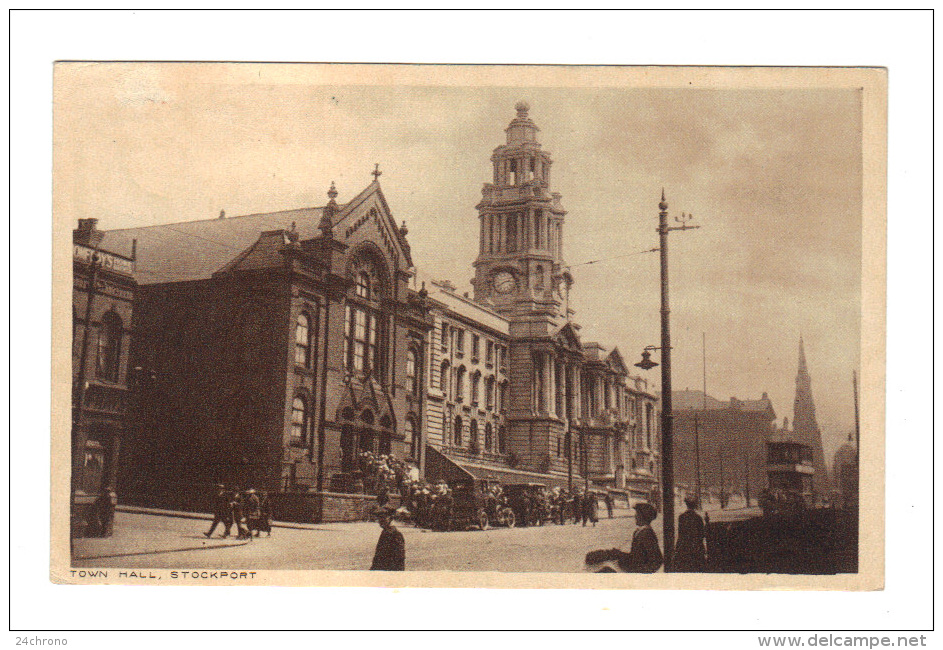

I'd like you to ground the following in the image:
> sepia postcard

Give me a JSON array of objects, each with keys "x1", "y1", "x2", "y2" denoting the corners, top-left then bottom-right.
[{"x1": 51, "y1": 63, "x2": 886, "y2": 590}]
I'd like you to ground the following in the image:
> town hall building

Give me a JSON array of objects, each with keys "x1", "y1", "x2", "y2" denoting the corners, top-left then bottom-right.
[{"x1": 102, "y1": 102, "x2": 660, "y2": 521}]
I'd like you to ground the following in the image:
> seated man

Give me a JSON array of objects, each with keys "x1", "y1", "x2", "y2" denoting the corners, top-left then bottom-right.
[{"x1": 584, "y1": 502, "x2": 663, "y2": 573}]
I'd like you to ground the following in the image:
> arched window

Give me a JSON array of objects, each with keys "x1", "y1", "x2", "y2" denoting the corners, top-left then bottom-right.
[
  {"x1": 440, "y1": 360, "x2": 451, "y2": 399},
  {"x1": 96, "y1": 311, "x2": 122, "y2": 382},
  {"x1": 506, "y1": 213, "x2": 517, "y2": 252},
  {"x1": 470, "y1": 371, "x2": 481, "y2": 405},
  {"x1": 470, "y1": 420, "x2": 479, "y2": 451},
  {"x1": 295, "y1": 312, "x2": 311, "y2": 367},
  {"x1": 356, "y1": 272, "x2": 371, "y2": 299},
  {"x1": 344, "y1": 255, "x2": 386, "y2": 378},
  {"x1": 485, "y1": 376, "x2": 495, "y2": 410},
  {"x1": 290, "y1": 396, "x2": 308, "y2": 446},
  {"x1": 453, "y1": 416, "x2": 463, "y2": 447},
  {"x1": 534, "y1": 209, "x2": 543, "y2": 248},
  {"x1": 535, "y1": 264, "x2": 544, "y2": 289},
  {"x1": 498, "y1": 426, "x2": 507, "y2": 454},
  {"x1": 455, "y1": 366, "x2": 466, "y2": 402},
  {"x1": 441, "y1": 323, "x2": 449, "y2": 349},
  {"x1": 484, "y1": 423, "x2": 493, "y2": 451},
  {"x1": 406, "y1": 348, "x2": 418, "y2": 395}
]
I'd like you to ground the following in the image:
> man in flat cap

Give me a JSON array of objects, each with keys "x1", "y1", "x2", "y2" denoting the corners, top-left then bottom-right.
[{"x1": 371, "y1": 508, "x2": 405, "y2": 571}]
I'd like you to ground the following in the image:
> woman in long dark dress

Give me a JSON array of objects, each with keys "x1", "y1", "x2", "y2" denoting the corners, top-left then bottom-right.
[{"x1": 673, "y1": 496, "x2": 706, "y2": 572}]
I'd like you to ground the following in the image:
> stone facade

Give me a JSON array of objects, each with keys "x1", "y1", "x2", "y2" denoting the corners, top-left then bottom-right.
[
  {"x1": 111, "y1": 181, "x2": 432, "y2": 520},
  {"x1": 107, "y1": 102, "x2": 661, "y2": 521},
  {"x1": 72, "y1": 218, "x2": 137, "y2": 537}
]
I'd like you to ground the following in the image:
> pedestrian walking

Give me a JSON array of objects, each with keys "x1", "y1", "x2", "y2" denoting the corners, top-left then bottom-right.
[
  {"x1": 371, "y1": 508, "x2": 405, "y2": 571},
  {"x1": 92, "y1": 488, "x2": 117, "y2": 537},
  {"x1": 604, "y1": 492, "x2": 614, "y2": 519},
  {"x1": 672, "y1": 496, "x2": 706, "y2": 572},
  {"x1": 245, "y1": 488, "x2": 262, "y2": 537},
  {"x1": 570, "y1": 490, "x2": 582, "y2": 525},
  {"x1": 231, "y1": 492, "x2": 251, "y2": 541},
  {"x1": 258, "y1": 490, "x2": 272, "y2": 537},
  {"x1": 204, "y1": 484, "x2": 234, "y2": 538},
  {"x1": 582, "y1": 490, "x2": 598, "y2": 527}
]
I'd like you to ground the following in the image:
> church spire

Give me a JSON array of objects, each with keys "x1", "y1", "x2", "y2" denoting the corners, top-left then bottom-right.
[
  {"x1": 798, "y1": 335, "x2": 809, "y2": 377},
  {"x1": 791, "y1": 337, "x2": 828, "y2": 499}
]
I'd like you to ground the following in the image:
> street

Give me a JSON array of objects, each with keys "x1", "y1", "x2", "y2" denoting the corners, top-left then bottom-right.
[{"x1": 74, "y1": 509, "x2": 659, "y2": 572}]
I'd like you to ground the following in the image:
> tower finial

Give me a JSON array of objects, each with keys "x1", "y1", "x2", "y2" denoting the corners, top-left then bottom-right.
[
  {"x1": 319, "y1": 182, "x2": 338, "y2": 238},
  {"x1": 515, "y1": 100, "x2": 530, "y2": 118},
  {"x1": 658, "y1": 189, "x2": 668, "y2": 212},
  {"x1": 371, "y1": 163, "x2": 382, "y2": 182}
]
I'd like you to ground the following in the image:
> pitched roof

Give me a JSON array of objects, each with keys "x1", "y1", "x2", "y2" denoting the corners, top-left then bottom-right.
[
  {"x1": 671, "y1": 389, "x2": 728, "y2": 411},
  {"x1": 104, "y1": 206, "x2": 326, "y2": 285}
]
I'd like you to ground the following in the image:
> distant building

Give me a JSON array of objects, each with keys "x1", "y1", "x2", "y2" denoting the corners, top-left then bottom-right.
[
  {"x1": 791, "y1": 337, "x2": 829, "y2": 498},
  {"x1": 832, "y1": 435, "x2": 858, "y2": 509},
  {"x1": 72, "y1": 218, "x2": 137, "y2": 537},
  {"x1": 671, "y1": 390, "x2": 777, "y2": 504}
]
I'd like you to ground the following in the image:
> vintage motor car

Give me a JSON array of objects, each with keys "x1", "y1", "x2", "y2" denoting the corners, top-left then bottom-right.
[
  {"x1": 446, "y1": 478, "x2": 505, "y2": 531},
  {"x1": 503, "y1": 483, "x2": 551, "y2": 527}
]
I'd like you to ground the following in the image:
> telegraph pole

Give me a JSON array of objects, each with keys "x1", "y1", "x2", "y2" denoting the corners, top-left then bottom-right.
[
  {"x1": 693, "y1": 415, "x2": 702, "y2": 507},
  {"x1": 718, "y1": 451, "x2": 726, "y2": 508},
  {"x1": 656, "y1": 190, "x2": 698, "y2": 570}
]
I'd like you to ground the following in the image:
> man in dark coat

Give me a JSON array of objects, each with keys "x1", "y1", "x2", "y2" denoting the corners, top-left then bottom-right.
[
  {"x1": 245, "y1": 488, "x2": 262, "y2": 537},
  {"x1": 371, "y1": 508, "x2": 405, "y2": 571},
  {"x1": 582, "y1": 490, "x2": 598, "y2": 527},
  {"x1": 204, "y1": 484, "x2": 234, "y2": 538},
  {"x1": 603, "y1": 492, "x2": 614, "y2": 519},
  {"x1": 673, "y1": 496, "x2": 706, "y2": 572}
]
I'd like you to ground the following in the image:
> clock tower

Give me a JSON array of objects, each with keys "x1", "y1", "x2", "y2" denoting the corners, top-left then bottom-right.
[
  {"x1": 471, "y1": 102, "x2": 582, "y2": 481},
  {"x1": 472, "y1": 102, "x2": 572, "y2": 324}
]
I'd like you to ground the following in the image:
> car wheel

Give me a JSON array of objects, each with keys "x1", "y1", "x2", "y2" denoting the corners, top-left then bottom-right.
[
  {"x1": 505, "y1": 510, "x2": 516, "y2": 528},
  {"x1": 478, "y1": 509, "x2": 489, "y2": 531}
]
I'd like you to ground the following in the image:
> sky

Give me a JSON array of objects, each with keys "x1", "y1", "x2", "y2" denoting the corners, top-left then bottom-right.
[{"x1": 55, "y1": 63, "x2": 863, "y2": 464}]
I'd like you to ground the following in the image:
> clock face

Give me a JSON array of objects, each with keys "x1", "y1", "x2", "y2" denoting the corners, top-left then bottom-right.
[{"x1": 493, "y1": 271, "x2": 516, "y2": 295}]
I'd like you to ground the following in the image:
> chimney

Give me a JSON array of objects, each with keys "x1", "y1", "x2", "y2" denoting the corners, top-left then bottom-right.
[{"x1": 74, "y1": 218, "x2": 104, "y2": 247}]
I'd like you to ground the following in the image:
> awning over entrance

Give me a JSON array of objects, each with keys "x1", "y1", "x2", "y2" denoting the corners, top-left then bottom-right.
[{"x1": 424, "y1": 445, "x2": 475, "y2": 486}]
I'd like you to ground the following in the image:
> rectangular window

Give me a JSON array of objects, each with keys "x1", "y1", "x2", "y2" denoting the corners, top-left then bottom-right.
[
  {"x1": 456, "y1": 329, "x2": 465, "y2": 354},
  {"x1": 343, "y1": 306, "x2": 352, "y2": 370},
  {"x1": 353, "y1": 309, "x2": 367, "y2": 372},
  {"x1": 486, "y1": 340, "x2": 494, "y2": 365},
  {"x1": 472, "y1": 335, "x2": 480, "y2": 361}
]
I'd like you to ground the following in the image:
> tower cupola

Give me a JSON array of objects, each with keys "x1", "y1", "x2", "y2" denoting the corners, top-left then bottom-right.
[{"x1": 472, "y1": 102, "x2": 572, "y2": 322}]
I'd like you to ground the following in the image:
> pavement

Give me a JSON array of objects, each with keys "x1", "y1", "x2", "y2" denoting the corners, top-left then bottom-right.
[{"x1": 73, "y1": 505, "x2": 649, "y2": 572}]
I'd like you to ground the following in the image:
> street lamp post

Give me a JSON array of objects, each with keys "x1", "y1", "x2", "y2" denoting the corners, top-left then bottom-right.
[{"x1": 638, "y1": 190, "x2": 698, "y2": 571}]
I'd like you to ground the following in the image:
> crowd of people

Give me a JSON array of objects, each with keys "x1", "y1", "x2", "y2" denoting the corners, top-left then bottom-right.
[{"x1": 204, "y1": 484, "x2": 272, "y2": 541}]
